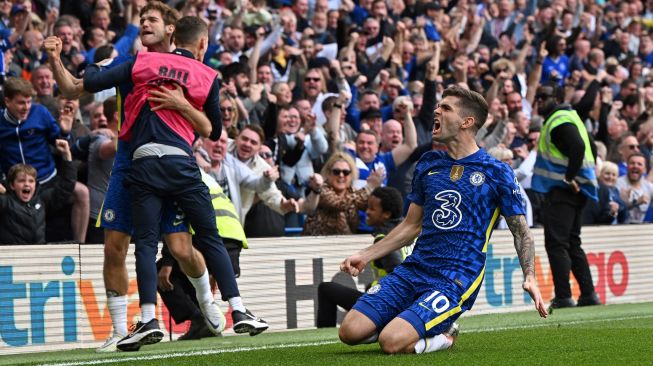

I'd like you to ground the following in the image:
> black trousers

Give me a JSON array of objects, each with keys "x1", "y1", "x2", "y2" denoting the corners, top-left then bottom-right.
[
  {"x1": 223, "y1": 238, "x2": 242, "y2": 278},
  {"x1": 156, "y1": 259, "x2": 202, "y2": 324},
  {"x1": 542, "y1": 187, "x2": 595, "y2": 299},
  {"x1": 316, "y1": 282, "x2": 363, "y2": 328}
]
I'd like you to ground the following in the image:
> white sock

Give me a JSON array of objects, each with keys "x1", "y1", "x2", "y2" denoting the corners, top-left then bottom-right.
[
  {"x1": 228, "y1": 296, "x2": 246, "y2": 313},
  {"x1": 107, "y1": 295, "x2": 128, "y2": 336},
  {"x1": 414, "y1": 334, "x2": 452, "y2": 354},
  {"x1": 187, "y1": 270, "x2": 213, "y2": 306},
  {"x1": 141, "y1": 303, "x2": 156, "y2": 323}
]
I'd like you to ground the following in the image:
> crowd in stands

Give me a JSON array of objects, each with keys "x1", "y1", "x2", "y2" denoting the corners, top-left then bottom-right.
[{"x1": 2, "y1": 0, "x2": 653, "y2": 246}]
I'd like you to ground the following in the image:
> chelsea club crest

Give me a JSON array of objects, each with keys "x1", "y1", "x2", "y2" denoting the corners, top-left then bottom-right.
[
  {"x1": 470, "y1": 172, "x2": 485, "y2": 186},
  {"x1": 367, "y1": 284, "x2": 381, "y2": 294}
]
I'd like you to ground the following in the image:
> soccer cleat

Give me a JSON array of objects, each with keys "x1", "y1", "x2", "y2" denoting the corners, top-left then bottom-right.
[
  {"x1": 577, "y1": 292, "x2": 601, "y2": 307},
  {"x1": 444, "y1": 322, "x2": 460, "y2": 348},
  {"x1": 116, "y1": 319, "x2": 164, "y2": 352},
  {"x1": 199, "y1": 300, "x2": 226, "y2": 336},
  {"x1": 96, "y1": 333, "x2": 124, "y2": 353},
  {"x1": 178, "y1": 318, "x2": 220, "y2": 341},
  {"x1": 445, "y1": 322, "x2": 460, "y2": 338},
  {"x1": 549, "y1": 297, "x2": 576, "y2": 309},
  {"x1": 232, "y1": 309, "x2": 269, "y2": 336}
]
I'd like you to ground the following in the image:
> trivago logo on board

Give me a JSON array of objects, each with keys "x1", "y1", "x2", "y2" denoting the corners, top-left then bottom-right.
[
  {"x1": 483, "y1": 245, "x2": 629, "y2": 306},
  {"x1": 0, "y1": 256, "x2": 201, "y2": 348}
]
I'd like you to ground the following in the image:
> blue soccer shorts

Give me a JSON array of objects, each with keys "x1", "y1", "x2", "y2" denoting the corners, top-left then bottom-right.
[
  {"x1": 97, "y1": 140, "x2": 188, "y2": 235},
  {"x1": 352, "y1": 264, "x2": 481, "y2": 338}
]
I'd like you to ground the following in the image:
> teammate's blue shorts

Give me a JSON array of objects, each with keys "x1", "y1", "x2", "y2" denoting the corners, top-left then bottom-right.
[
  {"x1": 352, "y1": 264, "x2": 481, "y2": 338},
  {"x1": 97, "y1": 140, "x2": 188, "y2": 235}
]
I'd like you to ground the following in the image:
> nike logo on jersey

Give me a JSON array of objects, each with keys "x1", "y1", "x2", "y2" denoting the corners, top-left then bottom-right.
[
  {"x1": 173, "y1": 220, "x2": 184, "y2": 226},
  {"x1": 428, "y1": 170, "x2": 439, "y2": 175}
]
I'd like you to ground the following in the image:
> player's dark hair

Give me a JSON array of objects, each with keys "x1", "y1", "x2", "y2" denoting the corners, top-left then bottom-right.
[
  {"x1": 371, "y1": 187, "x2": 403, "y2": 219},
  {"x1": 442, "y1": 85, "x2": 488, "y2": 131},
  {"x1": 173, "y1": 16, "x2": 208, "y2": 46}
]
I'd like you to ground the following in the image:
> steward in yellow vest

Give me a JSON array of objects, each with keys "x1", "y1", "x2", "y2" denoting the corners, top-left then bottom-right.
[{"x1": 531, "y1": 84, "x2": 601, "y2": 309}]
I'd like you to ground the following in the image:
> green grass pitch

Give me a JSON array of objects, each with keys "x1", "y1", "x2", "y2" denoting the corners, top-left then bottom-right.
[{"x1": 2, "y1": 302, "x2": 652, "y2": 366}]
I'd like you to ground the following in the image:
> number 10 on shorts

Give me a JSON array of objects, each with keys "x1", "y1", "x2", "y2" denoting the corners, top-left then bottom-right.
[{"x1": 422, "y1": 290, "x2": 451, "y2": 313}]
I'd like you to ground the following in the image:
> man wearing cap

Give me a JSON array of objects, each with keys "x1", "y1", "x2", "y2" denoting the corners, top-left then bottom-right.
[
  {"x1": 423, "y1": 2, "x2": 443, "y2": 42},
  {"x1": 0, "y1": 3, "x2": 29, "y2": 53},
  {"x1": 531, "y1": 83, "x2": 601, "y2": 309},
  {"x1": 360, "y1": 107, "x2": 383, "y2": 136}
]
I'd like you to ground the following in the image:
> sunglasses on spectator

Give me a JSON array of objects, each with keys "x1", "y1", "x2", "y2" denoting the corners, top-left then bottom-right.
[
  {"x1": 259, "y1": 152, "x2": 273, "y2": 159},
  {"x1": 220, "y1": 106, "x2": 234, "y2": 113},
  {"x1": 331, "y1": 168, "x2": 351, "y2": 176},
  {"x1": 627, "y1": 144, "x2": 640, "y2": 150},
  {"x1": 305, "y1": 77, "x2": 321, "y2": 82}
]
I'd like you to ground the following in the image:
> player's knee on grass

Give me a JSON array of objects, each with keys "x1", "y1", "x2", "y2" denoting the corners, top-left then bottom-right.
[
  {"x1": 378, "y1": 318, "x2": 420, "y2": 354},
  {"x1": 339, "y1": 311, "x2": 377, "y2": 345},
  {"x1": 379, "y1": 329, "x2": 412, "y2": 354}
]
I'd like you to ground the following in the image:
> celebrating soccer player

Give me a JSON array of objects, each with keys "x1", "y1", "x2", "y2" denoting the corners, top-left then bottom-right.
[{"x1": 339, "y1": 86, "x2": 548, "y2": 355}]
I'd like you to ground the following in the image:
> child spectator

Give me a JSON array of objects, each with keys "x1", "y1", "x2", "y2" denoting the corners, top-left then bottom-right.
[
  {"x1": 316, "y1": 186, "x2": 407, "y2": 327},
  {"x1": 0, "y1": 140, "x2": 76, "y2": 244}
]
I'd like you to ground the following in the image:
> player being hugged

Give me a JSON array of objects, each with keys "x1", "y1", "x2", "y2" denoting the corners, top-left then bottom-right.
[{"x1": 339, "y1": 85, "x2": 548, "y2": 354}]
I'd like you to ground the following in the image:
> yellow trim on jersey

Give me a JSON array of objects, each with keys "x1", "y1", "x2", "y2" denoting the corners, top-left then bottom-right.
[
  {"x1": 423, "y1": 207, "x2": 500, "y2": 329},
  {"x1": 425, "y1": 266, "x2": 486, "y2": 330},
  {"x1": 482, "y1": 208, "x2": 500, "y2": 253},
  {"x1": 95, "y1": 204, "x2": 103, "y2": 228}
]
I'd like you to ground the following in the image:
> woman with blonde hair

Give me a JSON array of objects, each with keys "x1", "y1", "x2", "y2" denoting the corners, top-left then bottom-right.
[
  {"x1": 304, "y1": 152, "x2": 382, "y2": 235},
  {"x1": 219, "y1": 92, "x2": 241, "y2": 138}
]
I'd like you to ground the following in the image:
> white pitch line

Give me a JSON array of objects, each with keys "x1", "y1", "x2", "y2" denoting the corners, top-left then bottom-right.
[
  {"x1": 38, "y1": 314, "x2": 653, "y2": 366},
  {"x1": 37, "y1": 341, "x2": 339, "y2": 366}
]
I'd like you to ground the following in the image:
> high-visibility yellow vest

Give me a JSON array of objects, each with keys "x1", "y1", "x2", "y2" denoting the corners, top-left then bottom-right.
[
  {"x1": 199, "y1": 171, "x2": 248, "y2": 248},
  {"x1": 532, "y1": 108, "x2": 598, "y2": 200}
]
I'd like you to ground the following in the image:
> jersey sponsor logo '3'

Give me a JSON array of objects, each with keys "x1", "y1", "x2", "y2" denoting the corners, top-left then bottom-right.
[{"x1": 431, "y1": 190, "x2": 462, "y2": 230}]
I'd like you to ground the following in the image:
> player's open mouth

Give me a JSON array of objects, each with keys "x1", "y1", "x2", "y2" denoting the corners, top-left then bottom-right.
[{"x1": 433, "y1": 119, "x2": 441, "y2": 133}]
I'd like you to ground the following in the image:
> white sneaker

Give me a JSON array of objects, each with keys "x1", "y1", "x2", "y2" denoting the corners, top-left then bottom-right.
[
  {"x1": 96, "y1": 333, "x2": 124, "y2": 353},
  {"x1": 200, "y1": 300, "x2": 226, "y2": 335}
]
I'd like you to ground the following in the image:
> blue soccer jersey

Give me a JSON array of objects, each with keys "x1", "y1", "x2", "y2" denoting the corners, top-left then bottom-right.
[
  {"x1": 406, "y1": 148, "x2": 525, "y2": 291},
  {"x1": 353, "y1": 148, "x2": 526, "y2": 337}
]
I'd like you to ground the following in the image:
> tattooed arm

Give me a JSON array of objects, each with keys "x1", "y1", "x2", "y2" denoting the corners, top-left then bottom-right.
[
  {"x1": 506, "y1": 215, "x2": 536, "y2": 277},
  {"x1": 506, "y1": 215, "x2": 549, "y2": 318}
]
